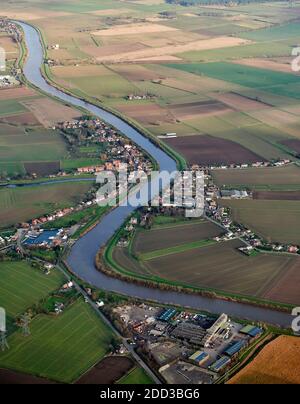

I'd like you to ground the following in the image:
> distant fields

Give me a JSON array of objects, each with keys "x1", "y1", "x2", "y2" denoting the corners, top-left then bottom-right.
[
  {"x1": 0, "y1": 261, "x2": 64, "y2": 330},
  {"x1": 0, "y1": 299, "x2": 113, "y2": 383},
  {"x1": 165, "y1": 62, "x2": 300, "y2": 100},
  {"x1": 0, "y1": 181, "x2": 92, "y2": 228},
  {"x1": 212, "y1": 165, "x2": 300, "y2": 191}
]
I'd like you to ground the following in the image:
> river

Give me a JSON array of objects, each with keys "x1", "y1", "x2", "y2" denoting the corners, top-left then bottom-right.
[{"x1": 18, "y1": 21, "x2": 293, "y2": 328}]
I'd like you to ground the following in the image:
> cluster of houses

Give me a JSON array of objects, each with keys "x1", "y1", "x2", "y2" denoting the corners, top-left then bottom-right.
[
  {"x1": 125, "y1": 93, "x2": 155, "y2": 101},
  {"x1": 0, "y1": 18, "x2": 23, "y2": 43},
  {"x1": 58, "y1": 117, "x2": 152, "y2": 175},
  {"x1": 204, "y1": 175, "x2": 300, "y2": 256},
  {"x1": 0, "y1": 75, "x2": 19, "y2": 88},
  {"x1": 191, "y1": 158, "x2": 291, "y2": 172}
]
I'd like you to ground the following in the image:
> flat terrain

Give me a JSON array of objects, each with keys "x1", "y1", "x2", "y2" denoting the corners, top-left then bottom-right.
[
  {"x1": 229, "y1": 336, "x2": 300, "y2": 384},
  {"x1": 0, "y1": 261, "x2": 64, "y2": 330},
  {"x1": 0, "y1": 299, "x2": 113, "y2": 383},
  {"x1": 132, "y1": 220, "x2": 223, "y2": 255},
  {"x1": 221, "y1": 199, "x2": 300, "y2": 245},
  {"x1": 0, "y1": 369, "x2": 57, "y2": 384},
  {"x1": 253, "y1": 191, "x2": 300, "y2": 201},
  {"x1": 0, "y1": 181, "x2": 92, "y2": 228},
  {"x1": 76, "y1": 356, "x2": 134, "y2": 384},
  {"x1": 118, "y1": 367, "x2": 154, "y2": 384},
  {"x1": 113, "y1": 237, "x2": 299, "y2": 304},
  {"x1": 212, "y1": 165, "x2": 300, "y2": 190},
  {"x1": 166, "y1": 135, "x2": 265, "y2": 166}
]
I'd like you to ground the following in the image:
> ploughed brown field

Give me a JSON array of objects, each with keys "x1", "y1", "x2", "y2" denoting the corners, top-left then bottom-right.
[
  {"x1": 169, "y1": 100, "x2": 231, "y2": 120},
  {"x1": 263, "y1": 260, "x2": 300, "y2": 305},
  {"x1": 75, "y1": 356, "x2": 134, "y2": 385},
  {"x1": 253, "y1": 191, "x2": 300, "y2": 200},
  {"x1": 0, "y1": 112, "x2": 41, "y2": 127},
  {"x1": 0, "y1": 86, "x2": 37, "y2": 101},
  {"x1": 165, "y1": 135, "x2": 265, "y2": 166},
  {"x1": 133, "y1": 221, "x2": 223, "y2": 254},
  {"x1": 0, "y1": 369, "x2": 57, "y2": 384},
  {"x1": 229, "y1": 336, "x2": 300, "y2": 384},
  {"x1": 24, "y1": 161, "x2": 60, "y2": 176},
  {"x1": 143, "y1": 240, "x2": 297, "y2": 299},
  {"x1": 281, "y1": 139, "x2": 300, "y2": 154}
]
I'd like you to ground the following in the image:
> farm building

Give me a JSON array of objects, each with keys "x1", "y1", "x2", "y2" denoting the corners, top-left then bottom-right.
[
  {"x1": 210, "y1": 356, "x2": 231, "y2": 373},
  {"x1": 239, "y1": 325, "x2": 263, "y2": 338},
  {"x1": 189, "y1": 351, "x2": 210, "y2": 366},
  {"x1": 220, "y1": 190, "x2": 249, "y2": 199}
]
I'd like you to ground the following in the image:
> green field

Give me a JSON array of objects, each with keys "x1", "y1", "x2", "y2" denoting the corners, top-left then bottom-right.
[
  {"x1": 118, "y1": 367, "x2": 154, "y2": 385},
  {"x1": 165, "y1": 62, "x2": 300, "y2": 98},
  {"x1": 0, "y1": 261, "x2": 65, "y2": 330},
  {"x1": 0, "y1": 100, "x2": 27, "y2": 117},
  {"x1": 0, "y1": 299, "x2": 114, "y2": 383},
  {"x1": 0, "y1": 181, "x2": 93, "y2": 228}
]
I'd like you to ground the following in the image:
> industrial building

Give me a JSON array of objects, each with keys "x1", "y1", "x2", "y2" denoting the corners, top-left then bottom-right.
[
  {"x1": 189, "y1": 351, "x2": 210, "y2": 366},
  {"x1": 170, "y1": 322, "x2": 206, "y2": 345},
  {"x1": 209, "y1": 356, "x2": 231, "y2": 373},
  {"x1": 224, "y1": 340, "x2": 246, "y2": 357},
  {"x1": 239, "y1": 325, "x2": 263, "y2": 338},
  {"x1": 158, "y1": 308, "x2": 178, "y2": 322}
]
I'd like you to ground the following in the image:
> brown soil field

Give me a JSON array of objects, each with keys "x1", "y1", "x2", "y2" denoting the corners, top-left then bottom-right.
[
  {"x1": 253, "y1": 191, "x2": 300, "y2": 200},
  {"x1": 96, "y1": 37, "x2": 252, "y2": 63},
  {"x1": 0, "y1": 35, "x2": 18, "y2": 55},
  {"x1": 81, "y1": 43, "x2": 147, "y2": 58},
  {"x1": 262, "y1": 259, "x2": 300, "y2": 305},
  {"x1": 92, "y1": 23, "x2": 178, "y2": 36},
  {"x1": 0, "y1": 9, "x2": 72, "y2": 21},
  {"x1": 136, "y1": 55, "x2": 183, "y2": 62},
  {"x1": 211, "y1": 92, "x2": 272, "y2": 111},
  {"x1": 117, "y1": 104, "x2": 175, "y2": 125},
  {"x1": 229, "y1": 336, "x2": 300, "y2": 384},
  {"x1": 51, "y1": 65, "x2": 113, "y2": 79},
  {"x1": 24, "y1": 162, "x2": 60, "y2": 176},
  {"x1": 133, "y1": 221, "x2": 223, "y2": 254},
  {"x1": 0, "y1": 369, "x2": 57, "y2": 384},
  {"x1": 248, "y1": 109, "x2": 300, "y2": 138},
  {"x1": 212, "y1": 165, "x2": 300, "y2": 187},
  {"x1": 87, "y1": 9, "x2": 136, "y2": 16},
  {"x1": 21, "y1": 98, "x2": 80, "y2": 127},
  {"x1": 281, "y1": 138, "x2": 300, "y2": 154},
  {"x1": 233, "y1": 58, "x2": 293, "y2": 74},
  {"x1": 0, "y1": 112, "x2": 41, "y2": 127},
  {"x1": 76, "y1": 356, "x2": 134, "y2": 384},
  {"x1": 0, "y1": 87, "x2": 37, "y2": 101},
  {"x1": 113, "y1": 247, "x2": 146, "y2": 275},
  {"x1": 169, "y1": 100, "x2": 231, "y2": 120},
  {"x1": 111, "y1": 65, "x2": 163, "y2": 82},
  {"x1": 166, "y1": 135, "x2": 264, "y2": 166},
  {"x1": 144, "y1": 239, "x2": 295, "y2": 298}
]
